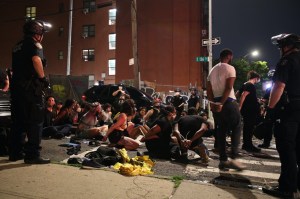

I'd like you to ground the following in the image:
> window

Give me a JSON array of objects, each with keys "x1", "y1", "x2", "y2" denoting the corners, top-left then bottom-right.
[
  {"x1": 26, "y1": 7, "x2": 36, "y2": 20},
  {"x1": 82, "y1": 49, "x2": 95, "y2": 61},
  {"x1": 109, "y1": 33, "x2": 116, "y2": 50},
  {"x1": 108, "y1": 59, "x2": 116, "y2": 75},
  {"x1": 83, "y1": 0, "x2": 96, "y2": 13},
  {"x1": 109, "y1": 9, "x2": 116, "y2": 25},
  {"x1": 58, "y1": 51, "x2": 63, "y2": 60},
  {"x1": 82, "y1": 25, "x2": 95, "y2": 37}
]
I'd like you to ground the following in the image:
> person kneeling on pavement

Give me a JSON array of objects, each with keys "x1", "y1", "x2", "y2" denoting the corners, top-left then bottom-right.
[
  {"x1": 140, "y1": 105, "x2": 186, "y2": 162},
  {"x1": 173, "y1": 108, "x2": 210, "y2": 165}
]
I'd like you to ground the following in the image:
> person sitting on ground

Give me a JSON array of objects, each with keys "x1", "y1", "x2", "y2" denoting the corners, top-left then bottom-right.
[
  {"x1": 42, "y1": 96, "x2": 72, "y2": 139},
  {"x1": 141, "y1": 105, "x2": 184, "y2": 161},
  {"x1": 112, "y1": 84, "x2": 130, "y2": 115},
  {"x1": 53, "y1": 99, "x2": 76, "y2": 126},
  {"x1": 132, "y1": 106, "x2": 147, "y2": 126},
  {"x1": 99, "y1": 103, "x2": 113, "y2": 126},
  {"x1": 76, "y1": 102, "x2": 107, "y2": 140},
  {"x1": 144, "y1": 99, "x2": 162, "y2": 128},
  {"x1": 103, "y1": 99, "x2": 140, "y2": 150},
  {"x1": 55, "y1": 100, "x2": 63, "y2": 115}
]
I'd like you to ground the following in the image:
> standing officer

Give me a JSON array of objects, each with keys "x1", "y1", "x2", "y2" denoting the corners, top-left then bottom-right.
[
  {"x1": 9, "y1": 20, "x2": 52, "y2": 164},
  {"x1": 262, "y1": 33, "x2": 300, "y2": 198},
  {"x1": 187, "y1": 87, "x2": 200, "y2": 111}
]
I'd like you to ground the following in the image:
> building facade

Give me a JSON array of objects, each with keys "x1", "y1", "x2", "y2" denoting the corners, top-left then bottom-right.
[{"x1": 0, "y1": 0, "x2": 208, "y2": 92}]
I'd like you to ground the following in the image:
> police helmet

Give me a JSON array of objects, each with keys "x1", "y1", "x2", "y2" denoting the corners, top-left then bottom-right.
[
  {"x1": 23, "y1": 20, "x2": 52, "y2": 36},
  {"x1": 271, "y1": 33, "x2": 300, "y2": 49},
  {"x1": 267, "y1": 69, "x2": 275, "y2": 78},
  {"x1": 189, "y1": 87, "x2": 197, "y2": 91},
  {"x1": 174, "y1": 88, "x2": 181, "y2": 92}
]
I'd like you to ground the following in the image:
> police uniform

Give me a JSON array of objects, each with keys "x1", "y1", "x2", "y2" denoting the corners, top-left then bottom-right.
[
  {"x1": 9, "y1": 36, "x2": 45, "y2": 161},
  {"x1": 272, "y1": 49, "x2": 300, "y2": 193}
]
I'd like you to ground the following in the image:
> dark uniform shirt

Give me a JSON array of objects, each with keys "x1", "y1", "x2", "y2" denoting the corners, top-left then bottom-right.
[
  {"x1": 188, "y1": 94, "x2": 200, "y2": 109},
  {"x1": 273, "y1": 51, "x2": 300, "y2": 100},
  {"x1": 12, "y1": 37, "x2": 44, "y2": 84}
]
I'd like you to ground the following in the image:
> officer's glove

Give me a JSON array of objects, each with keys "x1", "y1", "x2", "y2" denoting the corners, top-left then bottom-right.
[
  {"x1": 264, "y1": 107, "x2": 276, "y2": 122},
  {"x1": 39, "y1": 77, "x2": 50, "y2": 89}
]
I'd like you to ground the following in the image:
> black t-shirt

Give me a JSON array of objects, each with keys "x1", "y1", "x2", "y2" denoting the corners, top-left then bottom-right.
[
  {"x1": 176, "y1": 115, "x2": 205, "y2": 139},
  {"x1": 43, "y1": 108, "x2": 56, "y2": 127},
  {"x1": 12, "y1": 37, "x2": 44, "y2": 83},
  {"x1": 154, "y1": 117, "x2": 173, "y2": 144},
  {"x1": 239, "y1": 82, "x2": 260, "y2": 116}
]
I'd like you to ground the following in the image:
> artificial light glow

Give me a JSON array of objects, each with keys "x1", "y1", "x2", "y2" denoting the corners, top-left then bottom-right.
[
  {"x1": 265, "y1": 82, "x2": 272, "y2": 89},
  {"x1": 251, "y1": 50, "x2": 259, "y2": 57}
]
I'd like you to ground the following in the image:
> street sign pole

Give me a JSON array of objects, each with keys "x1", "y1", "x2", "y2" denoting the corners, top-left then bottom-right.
[{"x1": 208, "y1": 0, "x2": 213, "y2": 120}]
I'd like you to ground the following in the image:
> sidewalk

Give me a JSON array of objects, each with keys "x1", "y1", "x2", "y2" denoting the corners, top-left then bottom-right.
[{"x1": 0, "y1": 157, "x2": 274, "y2": 199}]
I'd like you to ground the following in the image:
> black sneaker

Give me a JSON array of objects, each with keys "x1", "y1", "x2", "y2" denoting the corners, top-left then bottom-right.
[
  {"x1": 242, "y1": 145, "x2": 261, "y2": 153},
  {"x1": 262, "y1": 186, "x2": 297, "y2": 198},
  {"x1": 24, "y1": 157, "x2": 50, "y2": 164},
  {"x1": 9, "y1": 153, "x2": 24, "y2": 161},
  {"x1": 258, "y1": 143, "x2": 270, "y2": 149}
]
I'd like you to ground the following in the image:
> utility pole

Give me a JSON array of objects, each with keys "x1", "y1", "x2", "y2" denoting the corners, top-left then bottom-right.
[
  {"x1": 66, "y1": 0, "x2": 73, "y2": 76},
  {"x1": 207, "y1": 0, "x2": 213, "y2": 119},
  {"x1": 131, "y1": 0, "x2": 140, "y2": 89}
]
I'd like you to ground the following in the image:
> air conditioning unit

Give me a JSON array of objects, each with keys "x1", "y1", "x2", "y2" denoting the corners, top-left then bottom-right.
[
  {"x1": 82, "y1": 8, "x2": 89, "y2": 14},
  {"x1": 81, "y1": 33, "x2": 88, "y2": 39}
]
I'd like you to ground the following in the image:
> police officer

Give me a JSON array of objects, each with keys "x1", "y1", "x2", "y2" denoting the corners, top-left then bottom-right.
[
  {"x1": 262, "y1": 34, "x2": 300, "y2": 198},
  {"x1": 187, "y1": 87, "x2": 200, "y2": 111},
  {"x1": 170, "y1": 88, "x2": 186, "y2": 120},
  {"x1": 9, "y1": 20, "x2": 52, "y2": 164}
]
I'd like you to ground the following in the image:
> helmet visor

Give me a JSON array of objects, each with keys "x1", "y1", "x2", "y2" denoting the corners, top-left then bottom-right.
[{"x1": 42, "y1": 21, "x2": 52, "y2": 33}]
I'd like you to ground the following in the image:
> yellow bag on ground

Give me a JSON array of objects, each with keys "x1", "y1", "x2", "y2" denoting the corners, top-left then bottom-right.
[{"x1": 114, "y1": 148, "x2": 154, "y2": 176}]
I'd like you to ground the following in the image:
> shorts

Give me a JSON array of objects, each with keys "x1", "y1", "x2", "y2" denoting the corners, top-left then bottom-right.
[{"x1": 108, "y1": 129, "x2": 128, "y2": 144}]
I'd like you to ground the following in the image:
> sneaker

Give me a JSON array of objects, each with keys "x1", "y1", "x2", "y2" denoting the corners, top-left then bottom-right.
[
  {"x1": 81, "y1": 159, "x2": 103, "y2": 169},
  {"x1": 242, "y1": 145, "x2": 261, "y2": 153},
  {"x1": 9, "y1": 153, "x2": 24, "y2": 161},
  {"x1": 262, "y1": 186, "x2": 296, "y2": 198},
  {"x1": 218, "y1": 159, "x2": 246, "y2": 171},
  {"x1": 24, "y1": 157, "x2": 50, "y2": 164},
  {"x1": 258, "y1": 143, "x2": 270, "y2": 149},
  {"x1": 193, "y1": 144, "x2": 210, "y2": 163}
]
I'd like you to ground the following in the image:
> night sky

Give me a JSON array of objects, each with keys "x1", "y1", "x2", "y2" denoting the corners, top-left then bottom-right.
[{"x1": 212, "y1": 0, "x2": 300, "y2": 68}]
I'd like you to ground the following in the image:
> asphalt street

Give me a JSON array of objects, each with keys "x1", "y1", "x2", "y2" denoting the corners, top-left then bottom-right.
[{"x1": 39, "y1": 135, "x2": 280, "y2": 192}]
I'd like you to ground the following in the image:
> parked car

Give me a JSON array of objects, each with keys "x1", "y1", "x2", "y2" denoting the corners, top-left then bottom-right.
[{"x1": 81, "y1": 84, "x2": 153, "y2": 109}]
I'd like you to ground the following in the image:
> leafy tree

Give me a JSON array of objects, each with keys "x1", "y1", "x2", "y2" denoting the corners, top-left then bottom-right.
[{"x1": 232, "y1": 58, "x2": 269, "y2": 97}]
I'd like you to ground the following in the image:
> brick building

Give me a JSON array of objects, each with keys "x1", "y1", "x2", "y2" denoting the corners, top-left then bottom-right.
[{"x1": 0, "y1": 0, "x2": 208, "y2": 92}]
